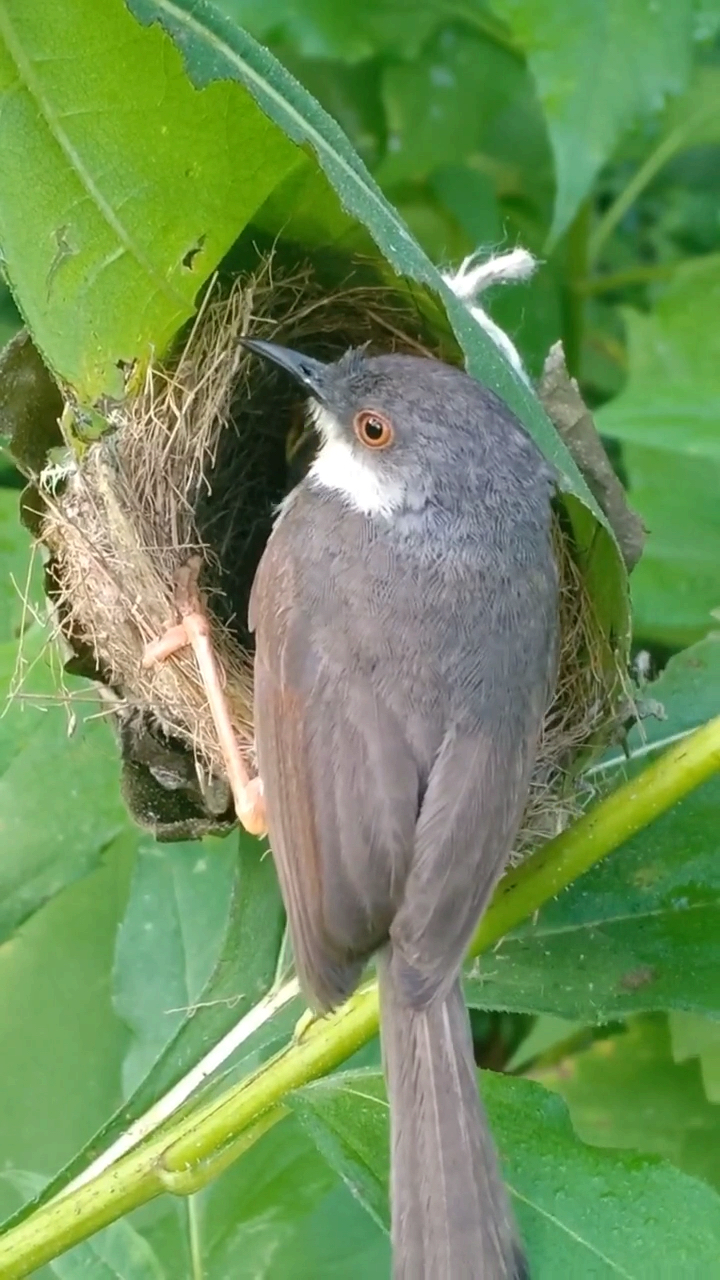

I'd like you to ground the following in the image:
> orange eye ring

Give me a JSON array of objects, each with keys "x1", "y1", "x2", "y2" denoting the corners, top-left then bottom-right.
[{"x1": 353, "y1": 409, "x2": 394, "y2": 449}]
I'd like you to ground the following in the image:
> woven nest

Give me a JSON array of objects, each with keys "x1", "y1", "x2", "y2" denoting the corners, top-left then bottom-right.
[{"x1": 36, "y1": 258, "x2": 623, "y2": 851}]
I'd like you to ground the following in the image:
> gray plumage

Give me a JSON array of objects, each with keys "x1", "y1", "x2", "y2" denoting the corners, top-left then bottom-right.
[{"x1": 247, "y1": 345, "x2": 559, "y2": 1279}]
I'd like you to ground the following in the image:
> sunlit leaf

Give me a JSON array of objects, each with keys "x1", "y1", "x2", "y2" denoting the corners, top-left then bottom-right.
[{"x1": 539, "y1": 1016, "x2": 720, "y2": 1195}]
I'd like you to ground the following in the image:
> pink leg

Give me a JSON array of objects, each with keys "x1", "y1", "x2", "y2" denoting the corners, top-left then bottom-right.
[{"x1": 142, "y1": 558, "x2": 266, "y2": 836}]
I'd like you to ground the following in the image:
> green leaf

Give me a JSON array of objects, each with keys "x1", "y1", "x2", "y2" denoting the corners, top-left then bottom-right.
[
  {"x1": 113, "y1": 833, "x2": 241, "y2": 1096},
  {"x1": 197, "y1": 1114, "x2": 389, "y2": 1278},
  {"x1": 45, "y1": 1221, "x2": 166, "y2": 1280},
  {"x1": 0, "y1": 634, "x2": 132, "y2": 941},
  {"x1": 464, "y1": 634, "x2": 720, "y2": 1023},
  {"x1": 27, "y1": 827, "x2": 287, "y2": 1215},
  {"x1": 0, "y1": 835, "x2": 133, "y2": 1218},
  {"x1": 670, "y1": 1011, "x2": 720, "y2": 1104},
  {"x1": 492, "y1": 0, "x2": 694, "y2": 240},
  {"x1": 214, "y1": 0, "x2": 482, "y2": 62},
  {"x1": 377, "y1": 25, "x2": 551, "y2": 193},
  {"x1": 291, "y1": 1067, "x2": 720, "y2": 1275},
  {"x1": 429, "y1": 165, "x2": 502, "y2": 246},
  {"x1": 540, "y1": 1016, "x2": 720, "y2": 1196},
  {"x1": 0, "y1": 488, "x2": 43, "y2": 645},
  {"x1": 123, "y1": 831, "x2": 287, "y2": 1098},
  {"x1": 598, "y1": 258, "x2": 720, "y2": 646},
  {"x1": 0, "y1": 0, "x2": 302, "y2": 399}
]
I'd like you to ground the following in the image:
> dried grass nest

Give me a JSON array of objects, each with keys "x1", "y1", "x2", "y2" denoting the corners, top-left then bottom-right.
[{"x1": 36, "y1": 258, "x2": 624, "y2": 851}]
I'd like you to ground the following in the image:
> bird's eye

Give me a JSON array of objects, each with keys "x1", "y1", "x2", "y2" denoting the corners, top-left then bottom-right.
[{"x1": 353, "y1": 410, "x2": 394, "y2": 449}]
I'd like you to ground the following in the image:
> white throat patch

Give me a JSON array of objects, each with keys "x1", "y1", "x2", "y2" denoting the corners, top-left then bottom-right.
[{"x1": 307, "y1": 403, "x2": 405, "y2": 518}]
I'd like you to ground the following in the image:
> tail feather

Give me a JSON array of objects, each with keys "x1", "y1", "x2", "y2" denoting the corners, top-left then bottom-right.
[{"x1": 379, "y1": 955, "x2": 525, "y2": 1279}]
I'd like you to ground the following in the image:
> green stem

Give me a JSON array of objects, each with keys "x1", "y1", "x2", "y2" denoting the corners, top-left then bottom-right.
[
  {"x1": 1, "y1": 716, "x2": 719, "y2": 1278},
  {"x1": 578, "y1": 259, "x2": 699, "y2": 296},
  {"x1": 588, "y1": 104, "x2": 718, "y2": 265},
  {"x1": 558, "y1": 201, "x2": 591, "y2": 378},
  {"x1": 187, "y1": 1197, "x2": 202, "y2": 1280}
]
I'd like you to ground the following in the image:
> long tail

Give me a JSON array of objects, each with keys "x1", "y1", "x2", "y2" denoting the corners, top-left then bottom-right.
[{"x1": 378, "y1": 955, "x2": 526, "y2": 1279}]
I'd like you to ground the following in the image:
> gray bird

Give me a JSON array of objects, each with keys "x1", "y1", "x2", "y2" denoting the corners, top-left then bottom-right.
[{"x1": 245, "y1": 339, "x2": 559, "y2": 1279}]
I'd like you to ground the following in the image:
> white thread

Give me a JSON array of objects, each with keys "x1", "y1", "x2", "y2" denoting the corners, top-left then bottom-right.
[
  {"x1": 442, "y1": 247, "x2": 537, "y2": 384},
  {"x1": 56, "y1": 977, "x2": 301, "y2": 1196},
  {"x1": 307, "y1": 403, "x2": 405, "y2": 518}
]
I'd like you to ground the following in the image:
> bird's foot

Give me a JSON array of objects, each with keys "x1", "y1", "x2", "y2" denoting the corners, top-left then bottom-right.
[
  {"x1": 293, "y1": 1008, "x2": 324, "y2": 1043},
  {"x1": 142, "y1": 556, "x2": 267, "y2": 836}
]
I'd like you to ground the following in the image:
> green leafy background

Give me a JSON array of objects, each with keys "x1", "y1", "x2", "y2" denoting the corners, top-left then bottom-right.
[{"x1": 1, "y1": 0, "x2": 719, "y2": 1275}]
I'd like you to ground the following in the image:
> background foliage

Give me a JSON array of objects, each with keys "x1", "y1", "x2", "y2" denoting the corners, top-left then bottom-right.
[{"x1": 0, "y1": 1, "x2": 719, "y2": 1276}]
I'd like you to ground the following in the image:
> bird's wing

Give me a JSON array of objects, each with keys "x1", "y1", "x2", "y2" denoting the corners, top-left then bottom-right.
[
  {"x1": 388, "y1": 694, "x2": 546, "y2": 1009},
  {"x1": 250, "y1": 525, "x2": 421, "y2": 1011}
]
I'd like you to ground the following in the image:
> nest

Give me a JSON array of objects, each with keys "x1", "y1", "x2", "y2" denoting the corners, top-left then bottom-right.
[{"x1": 36, "y1": 258, "x2": 622, "y2": 850}]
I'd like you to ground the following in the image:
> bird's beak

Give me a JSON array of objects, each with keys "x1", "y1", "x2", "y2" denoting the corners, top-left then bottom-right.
[{"x1": 241, "y1": 338, "x2": 329, "y2": 401}]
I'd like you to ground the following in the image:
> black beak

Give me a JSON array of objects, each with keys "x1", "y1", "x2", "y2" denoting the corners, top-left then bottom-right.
[{"x1": 241, "y1": 338, "x2": 328, "y2": 400}]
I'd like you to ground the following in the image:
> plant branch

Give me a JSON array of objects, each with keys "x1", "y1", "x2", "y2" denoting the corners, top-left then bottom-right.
[
  {"x1": 1, "y1": 715, "x2": 719, "y2": 1278},
  {"x1": 558, "y1": 201, "x2": 590, "y2": 378},
  {"x1": 588, "y1": 105, "x2": 718, "y2": 265},
  {"x1": 578, "y1": 259, "x2": 699, "y2": 296}
]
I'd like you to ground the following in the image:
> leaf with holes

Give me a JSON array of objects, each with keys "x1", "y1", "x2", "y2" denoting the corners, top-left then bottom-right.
[{"x1": 0, "y1": 0, "x2": 303, "y2": 399}]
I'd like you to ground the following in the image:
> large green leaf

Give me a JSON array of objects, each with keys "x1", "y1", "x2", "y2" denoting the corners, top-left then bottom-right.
[
  {"x1": 291, "y1": 1068, "x2": 720, "y2": 1275},
  {"x1": 114, "y1": 833, "x2": 241, "y2": 1095},
  {"x1": 0, "y1": 836, "x2": 134, "y2": 1225},
  {"x1": 599, "y1": 257, "x2": 720, "y2": 647},
  {"x1": 0, "y1": 0, "x2": 302, "y2": 399},
  {"x1": 464, "y1": 634, "x2": 720, "y2": 1022},
  {"x1": 540, "y1": 1016, "x2": 720, "y2": 1196},
  {"x1": 491, "y1": 0, "x2": 694, "y2": 241},
  {"x1": 197, "y1": 1115, "x2": 389, "y2": 1277},
  {"x1": 20, "y1": 825, "x2": 288, "y2": 1219},
  {"x1": 0, "y1": 630, "x2": 133, "y2": 941}
]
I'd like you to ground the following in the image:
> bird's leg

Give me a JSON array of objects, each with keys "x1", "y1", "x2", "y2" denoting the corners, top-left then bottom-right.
[{"x1": 142, "y1": 556, "x2": 266, "y2": 836}]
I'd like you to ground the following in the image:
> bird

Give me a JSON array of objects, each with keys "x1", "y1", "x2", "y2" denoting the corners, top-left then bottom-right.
[{"x1": 244, "y1": 337, "x2": 560, "y2": 1279}]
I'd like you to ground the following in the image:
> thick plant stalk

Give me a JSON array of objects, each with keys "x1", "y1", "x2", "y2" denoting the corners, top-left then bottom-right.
[{"x1": 0, "y1": 715, "x2": 719, "y2": 1279}]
